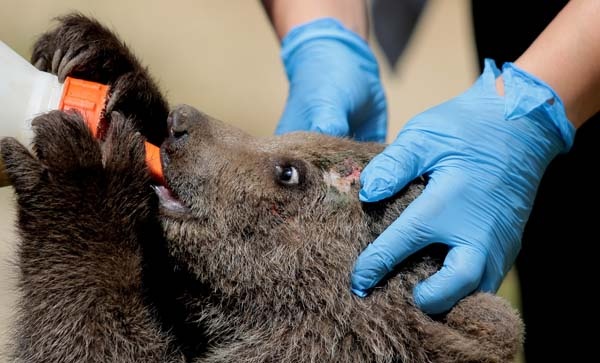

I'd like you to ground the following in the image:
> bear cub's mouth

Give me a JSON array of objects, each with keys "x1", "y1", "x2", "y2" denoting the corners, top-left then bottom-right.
[
  {"x1": 153, "y1": 110, "x2": 191, "y2": 214},
  {"x1": 153, "y1": 185, "x2": 190, "y2": 213}
]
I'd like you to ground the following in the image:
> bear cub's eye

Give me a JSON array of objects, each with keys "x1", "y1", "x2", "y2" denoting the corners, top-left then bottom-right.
[{"x1": 275, "y1": 165, "x2": 300, "y2": 185}]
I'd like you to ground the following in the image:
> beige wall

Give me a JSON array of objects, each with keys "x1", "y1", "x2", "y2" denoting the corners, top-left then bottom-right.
[
  {"x1": 2, "y1": 0, "x2": 516, "y2": 360},
  {"x1": 0, "y1": 0, "x2": 478, "y2": 139}
]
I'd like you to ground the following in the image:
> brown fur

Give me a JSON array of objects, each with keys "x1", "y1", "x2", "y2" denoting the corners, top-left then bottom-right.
[{"x1": 0, "y1": 14, "x2": 523, "y2": 363}]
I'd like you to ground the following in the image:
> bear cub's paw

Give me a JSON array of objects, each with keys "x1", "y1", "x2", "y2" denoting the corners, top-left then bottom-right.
[
  {"x1": 1, "y1": 111, "x2": 149, "y2": 215},
  {"x1": 31, "y1": 13, "x2": 134, "y2": 84}
]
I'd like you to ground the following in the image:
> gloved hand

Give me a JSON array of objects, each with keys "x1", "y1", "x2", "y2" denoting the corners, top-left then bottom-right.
[
  {"x1": 276, "y1": 18, "x2": 387, "y2": 142},
  {"x1": 352, "y1": 59, "x2": 575, "y2": 314}
]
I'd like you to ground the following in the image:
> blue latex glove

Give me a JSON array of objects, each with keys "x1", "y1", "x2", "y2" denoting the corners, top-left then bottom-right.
[
  {"x1": 352, "y1": 60, "x2": 575, "y2": 314},
  {"x1": 276, "y1": 18, "x2": 387, "y2": 142}
]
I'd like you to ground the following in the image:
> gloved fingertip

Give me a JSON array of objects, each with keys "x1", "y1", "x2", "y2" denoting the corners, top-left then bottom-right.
[
  {"x1": 413, "y1": 283, "x2": 453, "y2": 315},
  {"x1": 412, "y1": 283, "x2": 427, "y2": 308},
  {"x1": 352, "y1": 133, "x2": 386, "y2": 143},
  {"x1": 358, "y1": 190, "x2": 370, "y2": 202},
  {"x1": 312, "y1": 123, "x2": 349, "y2": 138},
  {"x1": 350, "y1": 268, "x2": 376, "y2": 293},
  {"x1": 351, "y1": 288, "x2": 368, "y2": 298},
  {"x1": 359, "y1": 178, "x2": 393, "y2": 202},
  {"x1": 351, "y1": 258, "x2": 385, "y2": 295}
]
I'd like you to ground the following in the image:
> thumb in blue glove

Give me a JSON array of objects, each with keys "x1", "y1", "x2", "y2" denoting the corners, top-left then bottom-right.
[
  {"x1": 276, "y1": 18, "x2": 387, "y2": 142},
  {"x1": 351, "y1": 59, "x2": 575, "y2": 314}
]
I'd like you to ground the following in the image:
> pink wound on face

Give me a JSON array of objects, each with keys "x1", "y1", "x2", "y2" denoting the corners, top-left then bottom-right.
[{"x1": 323, "y1": 158, "x2": 362, "y2": 193}]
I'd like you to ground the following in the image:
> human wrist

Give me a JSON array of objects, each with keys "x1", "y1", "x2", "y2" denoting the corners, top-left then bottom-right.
[
  {"x1": 509, "y1": 1, "x2": 600, "y2": 128},
  {"x1": 514, "y1": 57, "x2": 600, "y2": 128},
  {"x1": 281, "y1": 18, "x2": 378, "y2": 77},
  {"x1": 262, "y1": 0, "x2": 368, "y2": 41}
]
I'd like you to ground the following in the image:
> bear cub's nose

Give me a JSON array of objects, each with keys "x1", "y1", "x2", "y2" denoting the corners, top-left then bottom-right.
[
  {"x1": 164, "y1": 104, "x2": 208, "y2": 156},
  {"x1": 167, "y1": 105, "x2": 194, "y2": 140}
]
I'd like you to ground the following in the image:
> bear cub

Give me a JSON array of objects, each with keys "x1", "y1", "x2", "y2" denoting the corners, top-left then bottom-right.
[{"x1": 1, "y1": 14, "x2": 523, "y2": 363}]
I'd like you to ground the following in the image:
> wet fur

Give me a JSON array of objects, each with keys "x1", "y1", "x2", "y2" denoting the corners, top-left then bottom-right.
[{"x1": 1, "y1": 14, "x2": 523, "y2": 363}]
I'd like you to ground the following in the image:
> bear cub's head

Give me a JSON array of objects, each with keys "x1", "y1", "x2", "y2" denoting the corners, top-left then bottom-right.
[{"x1": 154, "y1": 104, "x2": 424, "y2": 309}]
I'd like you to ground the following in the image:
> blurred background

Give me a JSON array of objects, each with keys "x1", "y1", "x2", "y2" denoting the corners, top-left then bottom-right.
[{"x1": 0, "y1": 0, "x2": 521, "y2": 361}]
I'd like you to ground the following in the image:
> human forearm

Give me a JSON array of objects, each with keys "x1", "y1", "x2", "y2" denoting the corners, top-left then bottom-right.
[
  {"x1": 513, "y1": 0, "x2": 600, "y2": 127},
  {"x1": 261, "y1": 0, "x2": 368, "y2": 40}
]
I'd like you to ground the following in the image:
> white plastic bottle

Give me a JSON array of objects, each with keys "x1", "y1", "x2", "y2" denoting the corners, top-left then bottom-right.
[
  {"x1": 0, "y1": 41, "x2": 66, "y2": 147},
  {"x1": 0, "y1": 41, "x2": 163, "y2": 186}
]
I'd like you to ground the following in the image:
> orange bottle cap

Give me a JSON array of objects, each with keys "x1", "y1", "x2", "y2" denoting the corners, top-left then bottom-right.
[
  {"x1": 59, "y1": 77, "x2": 109, "y2": 138},
  {"x1": 59, "y1": 76, "x2": 164, "y2": 184},
  {"x1": 145, "y1": 141, "x2": 165, "y2": 185}
]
